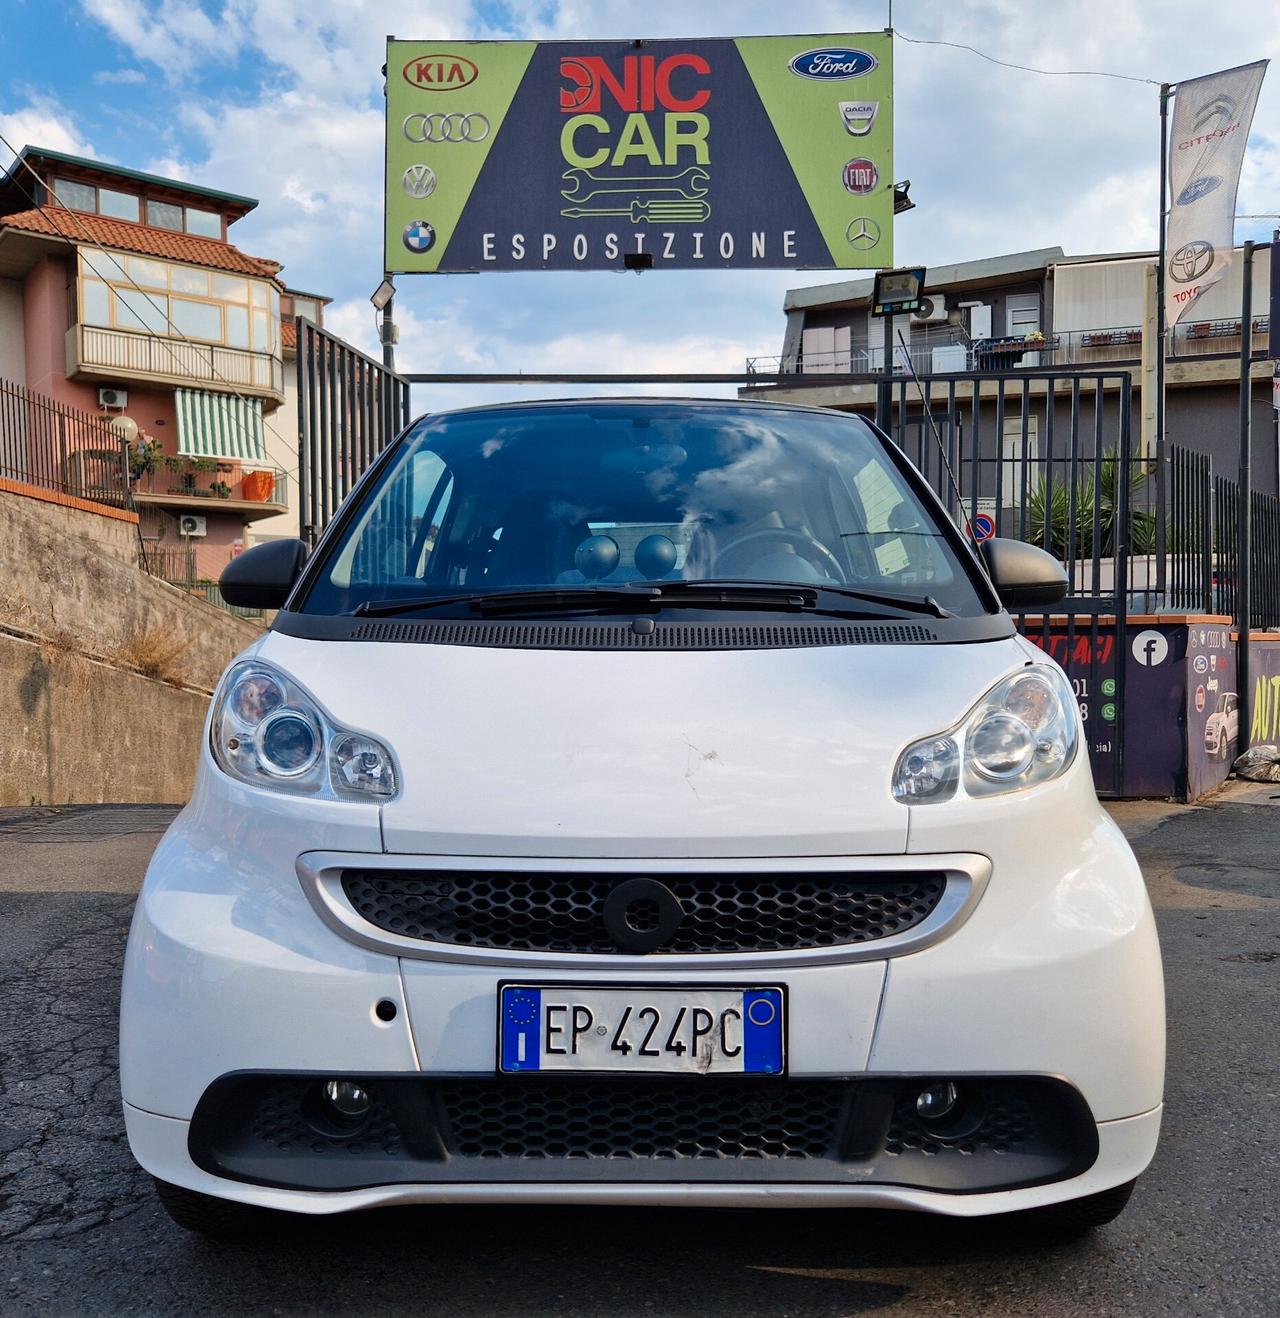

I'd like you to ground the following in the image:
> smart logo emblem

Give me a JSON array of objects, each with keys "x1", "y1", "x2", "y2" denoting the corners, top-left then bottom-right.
[
  {"x1": 845, "y1": 216, "x2": 881, "y2": 250},
  {"x1": 402, "y1": 53, "x2": 478, "y2": 91},
  {"x1": 789, "y1": 47, "x2": 878, "y2": 79},
  {"x1": 402, "y1": 164, "x2": 437, "y2": 199},
  {"x1": 1132, "y1": 630, "x2": 1170, "y2": 666},
  {"x1": 402, "y1": 220, "x2": 436, "y2": 253},
  {"x1": 842, "y1": 158, "x2": 879, "y2": 195}
]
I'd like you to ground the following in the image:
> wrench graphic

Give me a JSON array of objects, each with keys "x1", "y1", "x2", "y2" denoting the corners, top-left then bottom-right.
[
  {"x1": 560, "y1": 199, "x2": 711, "y2": 224},
  {"x1": 560, "y1": 166, "x2": 710, "y2": 203}
]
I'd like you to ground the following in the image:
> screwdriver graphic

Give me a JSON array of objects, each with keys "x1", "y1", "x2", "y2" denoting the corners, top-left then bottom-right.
[{"x1": 560, "y1": 199, "x2": 712, "y2": 223}]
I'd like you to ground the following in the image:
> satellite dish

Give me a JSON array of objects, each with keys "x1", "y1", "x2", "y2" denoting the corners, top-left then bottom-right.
[{"x1": 109, "y1": 415, "x2": 139, "y2": 444}]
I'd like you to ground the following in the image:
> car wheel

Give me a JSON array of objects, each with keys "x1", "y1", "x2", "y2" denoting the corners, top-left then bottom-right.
[
  {"x1": 153, "y1": 1178, "x2": 281, "y2": 1236},
  {"x1": 1003, "y1": 1178, "x2": 1137, "y2": 1240},
  {"x1": 1216, "y1": 733, "x2": 1227, "y2": 760}
]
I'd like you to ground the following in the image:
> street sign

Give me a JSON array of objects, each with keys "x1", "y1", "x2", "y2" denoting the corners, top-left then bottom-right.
[
  {"x1": 971, "y1": 512, "x2": 996, "y2": 542},
  {"x1": 385, "y1": 35, "x2": 894, "y2": 273}
]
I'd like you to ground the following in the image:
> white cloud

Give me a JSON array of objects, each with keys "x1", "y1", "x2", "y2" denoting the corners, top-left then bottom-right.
[
  {"x1": 0, "y1": 97, "x2": 98, "y2": 162},
  {"x1": 81, "y1": 0, "x2": 242, "y2": 77},
  {"x1": 92, "y1": 68, "x2": 148, "y2": 85}
]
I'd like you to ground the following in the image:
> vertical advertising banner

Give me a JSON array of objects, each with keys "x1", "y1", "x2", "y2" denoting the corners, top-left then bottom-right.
[
  {"x1": 385, "y1": 35, "x2": 894, "y2": 273},
  {"x1": 1165, "y1": 60, "x2": 1267, "y2": 326}
]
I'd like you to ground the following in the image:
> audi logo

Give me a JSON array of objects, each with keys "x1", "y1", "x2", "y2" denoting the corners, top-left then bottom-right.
[{"x1": 402, "y1": 112, "x2": 490, "y2": 144}]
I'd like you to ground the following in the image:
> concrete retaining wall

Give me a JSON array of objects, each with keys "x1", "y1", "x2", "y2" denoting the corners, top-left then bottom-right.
[
  {"x1": 1, "y1": 631, "x2": 207, "y2": 805},
  {"x1": 1, "y1": 486, "x2": 262, "y2": 691}
]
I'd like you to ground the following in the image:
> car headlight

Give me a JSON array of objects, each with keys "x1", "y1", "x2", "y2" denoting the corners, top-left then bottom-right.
[
  {"x1": 211, "y1": 661, "x2": 398, "y2": 800},
  {"x1": 892, "y1": 665, "x2": 1079, "y2": 804}
]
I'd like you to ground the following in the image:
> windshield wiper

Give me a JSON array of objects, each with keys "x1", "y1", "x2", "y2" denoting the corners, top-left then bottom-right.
[
  {"x1": 354, "y1": 586, "x2": 660, "y2": 618},
  {"x1": 354, "y1": 580, "x2": 948, "y2": 621}
]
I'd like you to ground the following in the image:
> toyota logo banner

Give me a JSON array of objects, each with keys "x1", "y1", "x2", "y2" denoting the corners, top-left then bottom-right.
[
  {"x1": 1165, "y1": 60, "x2": 1267, "y2": 327},
  {"x1": 384, "y1": 35, "x2": 894, "y2": 273}
]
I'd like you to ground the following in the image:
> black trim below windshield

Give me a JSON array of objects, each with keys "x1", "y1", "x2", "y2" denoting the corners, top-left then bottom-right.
[{"x1": 270, "y1": 609, "x2": 1015, "y2": 648}]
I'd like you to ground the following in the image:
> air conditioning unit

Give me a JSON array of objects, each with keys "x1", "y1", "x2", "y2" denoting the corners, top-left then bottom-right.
[
  {"x1": 910, "y1": 296, "x2": 949, "y2": 325},
  {"x1": 98, "y1": 387, "x2": 128, "y2": 409},
  {"x1": 178, "y1": 515, "x2": 207, "y2": 538}
]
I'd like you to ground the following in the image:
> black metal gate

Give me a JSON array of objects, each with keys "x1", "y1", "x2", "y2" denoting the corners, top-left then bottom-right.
[
  {"x1": 882, "y1": 369, "x2": 1135, "y2": 797},
  {"x1": 296, "y1": 320, "x2": 411, "y2": 546}
]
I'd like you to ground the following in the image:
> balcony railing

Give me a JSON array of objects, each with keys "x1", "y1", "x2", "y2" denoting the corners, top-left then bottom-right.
[
  {"x1": 67, "y1": 325, "x2": 284, "y2": 399},
  {"x1": 137, "y1": 539, "x2": 264, "y2": 619},
  {"x1": 131, "y1": 456, "x2": 288, "y2": 509},
  {"x1": 0, "y1": 377, "x2": 130, "y2": 509},
  {"x1": 746, "y1": 315, "x2": 1273, "y2": 379}
]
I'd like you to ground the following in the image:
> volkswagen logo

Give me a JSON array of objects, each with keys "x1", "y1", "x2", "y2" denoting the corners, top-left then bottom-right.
[
  {"x1": 602, "y1": 878, "x2": 684, "y2": 954},
  {"x1": 845, "y1": 215, "x2": 881, "y2": 251},
  {"x1": 402, "y1": 164, "x2": 437, "y2": 199},
  {"x1": 1170, "y1": 239, "x2": 1214, "y2": 283},
  {"x1": 403, "y1": 112, "x2": 490, "y2": 144}
]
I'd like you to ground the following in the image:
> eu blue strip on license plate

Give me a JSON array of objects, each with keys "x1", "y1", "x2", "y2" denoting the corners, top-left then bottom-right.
[{"x1": 498, "y1": 984, "x2": 785, "y2": 1075}]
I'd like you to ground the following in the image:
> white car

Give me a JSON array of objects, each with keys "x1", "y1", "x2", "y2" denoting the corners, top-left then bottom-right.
[
  {"x1": 120, "y1": 399, "x2": 1164, "y2": 1237},
  {"x1": 1204, "y1": 692, "x2": 1239, "y2": 759}
]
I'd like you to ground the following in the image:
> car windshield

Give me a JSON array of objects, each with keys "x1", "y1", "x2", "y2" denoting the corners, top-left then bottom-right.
[{"x1": 298, "y1": 401, "x2": 989, "y2": 618}]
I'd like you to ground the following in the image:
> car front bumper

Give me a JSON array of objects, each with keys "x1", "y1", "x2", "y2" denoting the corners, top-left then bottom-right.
[{"x1": 120, "y1": 766, "x2": 1164, "y2": 1214}]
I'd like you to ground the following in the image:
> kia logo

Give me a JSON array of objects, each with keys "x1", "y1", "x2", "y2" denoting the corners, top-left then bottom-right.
[
  {"x1": 403, "y1": 53, "x2": 478, "y2": 91},
  {"x1": 789, "y1": 47, "x2": 878, "y2": 80}
]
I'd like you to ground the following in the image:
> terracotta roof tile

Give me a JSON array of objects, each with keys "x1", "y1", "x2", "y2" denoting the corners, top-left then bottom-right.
[
  {"x1": 281, "y1": 320, "x2": 297, "y2": 350},
  {"x1": 0, "y1": 207, "x2": 282, "y2": 280}
]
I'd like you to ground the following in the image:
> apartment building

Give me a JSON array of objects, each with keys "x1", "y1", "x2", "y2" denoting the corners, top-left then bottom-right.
[{"x1": 0, "y1": 146, "x2": 295, "y2": 579}]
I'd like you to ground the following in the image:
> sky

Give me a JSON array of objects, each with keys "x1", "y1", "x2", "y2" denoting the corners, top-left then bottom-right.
[{"x1": 2, "y1": 0, "x2": 1280, "y2": 416}]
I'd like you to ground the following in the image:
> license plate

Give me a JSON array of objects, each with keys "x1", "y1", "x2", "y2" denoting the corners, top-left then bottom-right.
[{"x1": 498, "y1": 984, "x2": 785, "y2": 1076}]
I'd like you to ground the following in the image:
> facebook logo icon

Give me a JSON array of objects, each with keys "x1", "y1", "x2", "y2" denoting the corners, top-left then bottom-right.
[{"x1": 1132, "y1": 630, "x2": 1169, "y2": 667}]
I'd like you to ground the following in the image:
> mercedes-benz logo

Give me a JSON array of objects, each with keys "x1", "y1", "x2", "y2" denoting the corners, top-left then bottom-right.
[
  {"x1": 602, "y1": 878, "x2": 684, "y2": 954},
  {"x1": 402, "y1": 164, "x2": 437, "y2": 199},
  {"x1": 845, "y1": 215, "x2": 881, "y2": 251},
  {"x1": 402, "y1": 111, "x2": 490, "y2": 144},
  {"x1": 1170, "y1": 239, "x2": 1214, "y2": 283}
]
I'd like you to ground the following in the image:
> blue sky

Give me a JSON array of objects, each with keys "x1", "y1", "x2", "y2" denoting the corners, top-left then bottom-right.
[{"x1": 3, "y1": 0, "x2": 1279, "y2": 414}]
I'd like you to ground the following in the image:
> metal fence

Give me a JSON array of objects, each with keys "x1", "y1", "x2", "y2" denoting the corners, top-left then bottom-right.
[
  {"x1": 296, "y1": 320, "x2": 412, "y2": 546},
  {"x1": 1164, "y1": 444, "x2": 1280, "y2": 629},
  {"x1": 0, "y1": 377, "x2": 129, "y2": 508},
  {"x1": 136, "y1": 535, "x2": 264, "y2": 619}
]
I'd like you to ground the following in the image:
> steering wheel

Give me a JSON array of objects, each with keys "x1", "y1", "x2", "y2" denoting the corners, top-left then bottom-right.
[{"x1": 710, "y1": 527, "x2": 846, "y2": 583}]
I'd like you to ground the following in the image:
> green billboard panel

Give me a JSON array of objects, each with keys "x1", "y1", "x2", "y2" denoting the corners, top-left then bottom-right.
[{"x1": 385, "y1": 34, "x2": 893, "y2": 273}]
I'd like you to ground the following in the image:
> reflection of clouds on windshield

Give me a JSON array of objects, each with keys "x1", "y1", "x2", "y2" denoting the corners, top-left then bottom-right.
[{"x1": 481, "y1": 438, "x2": 504, "y2": 458}]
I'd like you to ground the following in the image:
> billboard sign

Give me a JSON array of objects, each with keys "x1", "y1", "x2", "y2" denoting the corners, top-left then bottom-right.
[{"x1": 384, "y1": 35, "x2": 893, "y2": 273}]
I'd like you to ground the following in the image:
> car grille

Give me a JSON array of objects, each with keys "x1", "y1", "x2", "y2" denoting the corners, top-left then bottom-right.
[
  {"x1": 339, "y1": 869, "x2": 948, "y2": 955},
  {"x1": 438, "y1": 1078, "x2": 846, "y2": 1159}
]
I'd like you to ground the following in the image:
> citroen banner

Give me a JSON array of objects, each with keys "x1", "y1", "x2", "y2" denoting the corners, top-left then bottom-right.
[
  {"x1": 1165, "y1": 60, "x2": 1267, "y2": 327},
  {"x1": 384, "y1": 35, "x2": 893, "y2": 273}
]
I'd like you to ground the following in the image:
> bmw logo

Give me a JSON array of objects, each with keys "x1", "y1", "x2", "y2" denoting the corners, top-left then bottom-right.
[{"x1": 402, "y1": 220, "x2": 436, "y2": 253}]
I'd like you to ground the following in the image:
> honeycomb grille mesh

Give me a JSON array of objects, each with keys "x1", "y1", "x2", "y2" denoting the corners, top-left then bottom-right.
[
  {"x1": 885, "y1": 1088, "x2": 1040, "y2": 1158},
  {"x1": 340, "y1": 870, "x2": 947, "y2": 954},
  {"x1": 438, "y1": 1078, "x2": 846, "y2": 1160}
]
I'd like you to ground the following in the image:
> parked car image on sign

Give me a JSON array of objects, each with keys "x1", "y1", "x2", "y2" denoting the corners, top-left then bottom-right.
[{"x1": 119, "y1": 399, "x2": 1165, "y2": 1239}]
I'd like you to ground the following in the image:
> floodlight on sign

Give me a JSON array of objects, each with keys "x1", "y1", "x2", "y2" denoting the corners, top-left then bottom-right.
[{"x1": 871, "y1": 266, "x2": 927, "y2": 318}]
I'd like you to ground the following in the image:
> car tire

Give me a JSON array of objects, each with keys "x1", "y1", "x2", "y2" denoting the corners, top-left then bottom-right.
[
  {"x1": 1007, "y1": 1178, "x2": 1137, "y2": 1240},
  {"x1": 153, "y1": 1178, "x2": 280, "y2": 1236}
]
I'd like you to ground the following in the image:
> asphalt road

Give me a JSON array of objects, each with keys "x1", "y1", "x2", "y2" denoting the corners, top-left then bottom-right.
[{"x1": 1, "y1": 790, "x2": 1277, "y2": 1317}]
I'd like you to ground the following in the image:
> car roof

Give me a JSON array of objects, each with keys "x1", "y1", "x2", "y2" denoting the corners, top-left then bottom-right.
[{"x1": 405, "y1": 396, "x2": 862, "y2": 426}]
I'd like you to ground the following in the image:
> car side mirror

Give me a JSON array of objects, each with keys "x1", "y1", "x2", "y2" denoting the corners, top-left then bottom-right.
[
  {"x1": 978, "y1": 537, "x2": 1068, "y2": 609},
  {"x1": 219, "y1": 538, "x2": 308, "y2": 609}
]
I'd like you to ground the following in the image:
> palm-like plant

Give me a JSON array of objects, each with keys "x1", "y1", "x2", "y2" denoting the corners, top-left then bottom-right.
[{"x1": 1025, "y1": 450, "x2": 1155, "y2": 559}]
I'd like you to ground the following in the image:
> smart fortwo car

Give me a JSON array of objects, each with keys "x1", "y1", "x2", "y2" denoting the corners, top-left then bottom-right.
[{"x1": 120, "y1": 398, "x2": 1164, "y2": 1236}]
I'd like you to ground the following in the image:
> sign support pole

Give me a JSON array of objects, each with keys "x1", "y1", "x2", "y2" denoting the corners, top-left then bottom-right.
[
  {"x1": 876, "y1": 309, "x2": 894, "y2": 432},
  {"x1": 1237, "y1": 239, "x2": 1255, "y2": 745},
  {"x1": 1155, "y1": 82, "x2": 1171, "y2": 601}
]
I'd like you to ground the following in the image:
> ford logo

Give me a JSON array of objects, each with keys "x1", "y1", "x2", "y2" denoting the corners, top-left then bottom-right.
[
  {"x1": 403, "y1": 53, "x2": 479, "y2": 91},
  {"x1": 789, "y1": 47, "x2": 878, "y2": 80}
]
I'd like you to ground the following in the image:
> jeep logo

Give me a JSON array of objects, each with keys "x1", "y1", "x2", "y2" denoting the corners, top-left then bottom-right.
[{"x1": 403, "y1": 54, "x2": 478, "y2": 91}]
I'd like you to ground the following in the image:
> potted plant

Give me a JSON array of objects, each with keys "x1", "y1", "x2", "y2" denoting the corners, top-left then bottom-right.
[{"x1": 211, "y1": 481, "x2": 232, "y2": 499}]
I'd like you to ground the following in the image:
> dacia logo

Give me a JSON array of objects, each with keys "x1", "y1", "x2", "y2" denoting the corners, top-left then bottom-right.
[{"x1": 402, "y1": 53, "x2": 478, "y2": 91}]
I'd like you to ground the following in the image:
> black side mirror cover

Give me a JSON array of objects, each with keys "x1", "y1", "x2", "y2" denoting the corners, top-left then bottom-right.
[
  {"x1": 978, "y1": 537, "x2": 1069, "y2": 609},
  {"x1": 219, "y1": 538, "x2": 308, "y2": 609}
]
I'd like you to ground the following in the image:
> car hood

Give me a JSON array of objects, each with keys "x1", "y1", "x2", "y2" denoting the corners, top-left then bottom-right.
[{"x1": 258, "y1": 631, "x2": 1030, "y2": 859}]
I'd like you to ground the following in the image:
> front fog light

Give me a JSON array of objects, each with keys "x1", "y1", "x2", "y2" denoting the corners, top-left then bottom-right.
[
  {"x1": 916, "y1": 1081, "x2": 959, "y2": 1120},
  {"x1": 322, "y1": 1079, "x2": 372, "y2": 1120}
]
